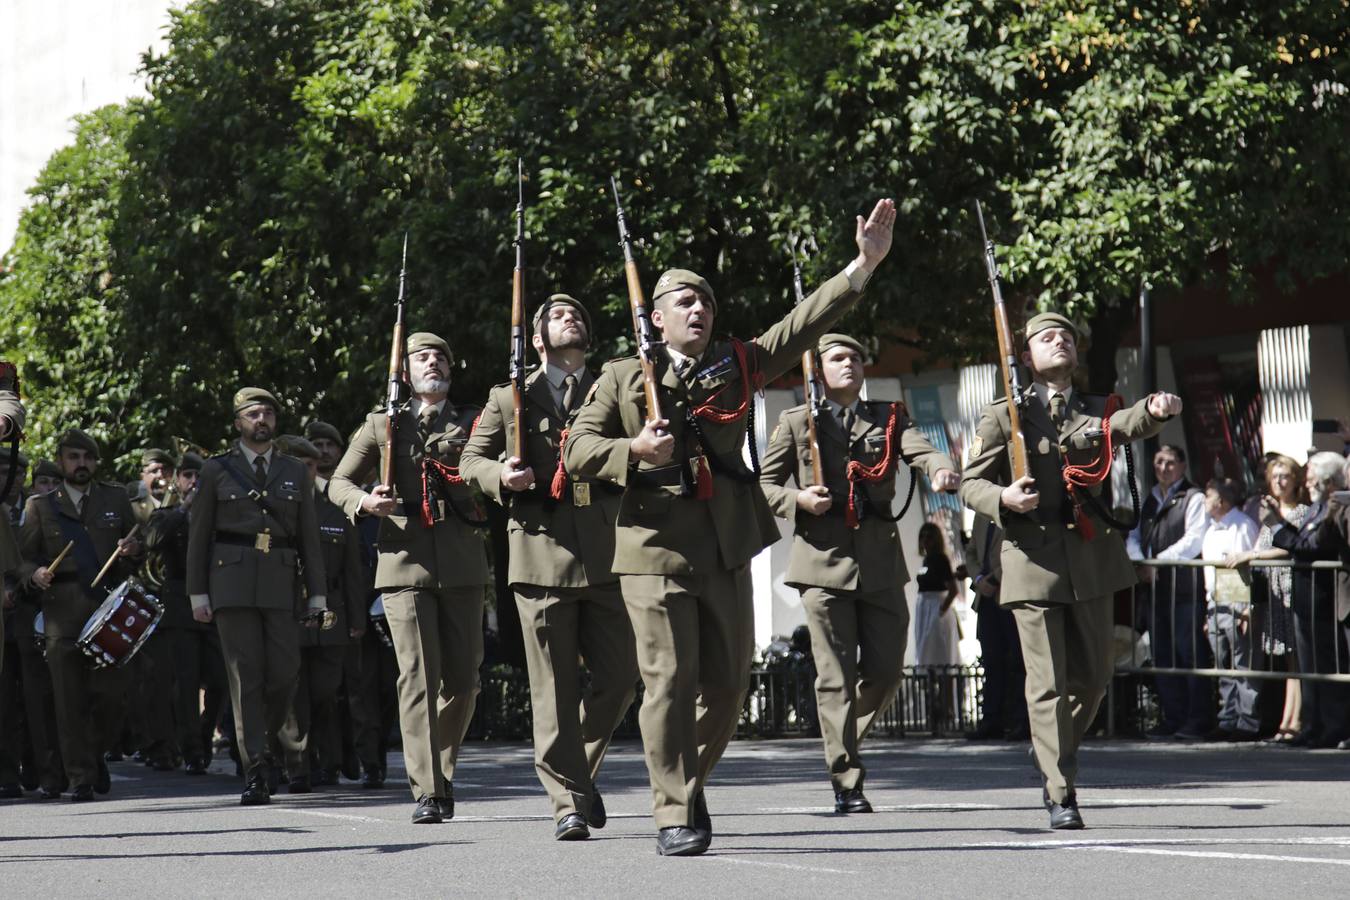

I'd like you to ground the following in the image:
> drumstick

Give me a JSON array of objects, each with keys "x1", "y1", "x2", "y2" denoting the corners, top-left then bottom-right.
[
  {"x1": 91, "y1": 524, "x2": 139, "y2": 589},
  {"x1": 49, "y1": 540, "x2": 75, "y2": 572}
]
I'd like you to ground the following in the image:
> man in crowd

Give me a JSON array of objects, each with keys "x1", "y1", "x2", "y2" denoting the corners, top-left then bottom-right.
[
  {"x1": 965, "y1": 512, "x2": 1029, "y2": 741},
  {"x1": 130, "y1": 449, "x2": 177, "y2": 526},
  {"x1": 462, "y1": 293, "x2": 637, "y2": 841},
  {"x1": 759, "y1": 332, "x2": 957, "y2": 812},
  {"x1": 1200, "y1": 477, "x2": 1260, "y2": 741}
]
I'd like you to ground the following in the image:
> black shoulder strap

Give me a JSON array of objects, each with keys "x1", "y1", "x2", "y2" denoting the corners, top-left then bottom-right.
[
  {"x1": 45, "y1": 492, "x2": 103, "y2": 601},
  {"x1": 214, "y1": 454, "x2": 292, "y2": 539}
]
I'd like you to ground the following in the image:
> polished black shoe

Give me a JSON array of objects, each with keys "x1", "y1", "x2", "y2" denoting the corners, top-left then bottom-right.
[
  {"x1": 71, "y1": 784, "x2": 95, "y2": 802},
  {"x1": 692, "y1": 790, "x2": 712, "y2": 846},
  {"x1": 340, "y1": 755, "x2": 361, "y2": 782},
  {"x1": 184, "y1": 759, "x2": 207, "y2": 776},
  {"x1": 555, "y1": 813, "x2": 590, "y2": 841},
  {"x1": 94, "y1": 760, "x2": 111, "y2": 795},
  {"x1": 435, "y1": 793, "x2": 455, "y2": 820},
  {"x1": 412, "y1": 795, "x2": 442, "y2": 825},
  {"x1": 287, "y1": 775, "x2": 313, "y2": 794},
  {"x1": 39, "y1": 786, "x2": 63, "y2": 801},
  {"x1": 241, "y1": 770, "x2": 271, "y2": 806},
  {"x1": 835, "y1": 788, "x2": 873, "y2": 814},
  {"x1": 361, "y1": 765, "x2": 385, "y2": 790},
  {"x1": 1049, "y1": 796, "x2": 1084, "y2": 830},
  {"x1": 656, "y1": 826, "x2": 709, "y2": 857},
  {"x1": 0, "y1": 783, "x2": 22, "y2": 799},
  {"x1": 590, "y1": 788, "x2": 607, "y2": 829}
]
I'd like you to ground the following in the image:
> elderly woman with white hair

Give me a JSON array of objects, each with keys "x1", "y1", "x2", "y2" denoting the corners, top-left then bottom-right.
[{"x1": 1260, "y1": 451, "x2": 1350, "y2": 749}]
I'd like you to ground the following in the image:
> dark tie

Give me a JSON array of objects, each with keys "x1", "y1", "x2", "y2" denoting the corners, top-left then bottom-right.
[
  {"x1": 1050, "y1": 392, "x2": 1067, "y2": 429},
  {"x1": 418, "y1": 404, "x2": 438, "y2": 440},
  {"x1": 77, "y1": 494, "x2": 87, "y2": 519},
  {"x1": 838, "y1": 405, "x2": 855, "y2": 440},
  {"x1": 253, "y1": 455, "x2": 268, "y2": 487},
  {"x1": 561, "y1": 373, "x2": 579, "y2": 414}
]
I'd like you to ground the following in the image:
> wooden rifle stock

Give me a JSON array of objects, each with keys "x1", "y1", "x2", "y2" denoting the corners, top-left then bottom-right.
[
  {"x1": 975, "y1": 201, "x2": 1030, "y2": 481},
  {"x1": 510, "y1": 160, "x2": 527, "y2": 460},
  {"x1": 610, "y1": 177, "x2": 664, "y2": 424},
  {"x1": 791, "y1": 239, "x2": 825, "y2": 486},
  {"x1": 382, "y1": 233, "x2": 410, "y2": 492}
]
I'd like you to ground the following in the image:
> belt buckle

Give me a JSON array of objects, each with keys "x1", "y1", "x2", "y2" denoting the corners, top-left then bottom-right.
[
  {"x1": 254, "y1": 533, "x2": 272, "y2": 554},
  {"x1": 572, "y1": 482, "x2": 591, "y2": 508}
]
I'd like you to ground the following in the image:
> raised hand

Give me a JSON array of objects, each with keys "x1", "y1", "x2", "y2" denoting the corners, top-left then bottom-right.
[{"x1": 854, "y1": 198, "x2": 897, "y2": 272}]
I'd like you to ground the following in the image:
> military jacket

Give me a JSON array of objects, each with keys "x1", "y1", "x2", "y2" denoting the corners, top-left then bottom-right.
[
  {"x1": 563, "y1": 265, "x2": 870, "y2": 576},
  {"x1": 328, "y1": 402, "x2": 489, "y2": 591},
  {"x1": 144, "y1": 505, "x2": 200, "y2": 630},
  {"x1": 300, "y1": 483, "x2": 369, "y2": 647},
  {"x1": 959, "y1": 392, "x2": 1166, "y2": 606},
  {"x1": 0, "y1": 385, "x2": 23, "y2": 578},
  {"x1": 760, "y1": 400, "x2": 955, "y2": 592},
  {"x1": 461, "y1": 369, "x2": 619, "y2": 589}
]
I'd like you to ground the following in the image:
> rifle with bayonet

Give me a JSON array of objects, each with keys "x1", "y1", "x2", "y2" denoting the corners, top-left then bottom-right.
[
  {"x1": 609, "y1": 176, "x2": 664, "y2": 425},
  {"x1": 382, "y1": 233, "x2": 410, "y2": 492},
  {"x1": 510, "y1": 160, "x2": 527, "y2": 461},
  {"x1": 791, "y1": 237, "x2": 826, "y2": 487},
  {"x1": 974, "y1": 201, "x2": 1031, "y2": 481}
]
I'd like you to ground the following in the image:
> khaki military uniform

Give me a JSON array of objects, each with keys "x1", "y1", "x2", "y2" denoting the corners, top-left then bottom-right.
[
  {"x1": 564, "y1": 264, "x2": 870, "y2": 829},
  {"x1": 760, "y1": 399, "x2": 954, "y2": 792},
  {"x1": 18, "y1": 483, "x2": 138, "y2": 789},
  {"x1": 282, "y1": 480, "x2": 368, "y2": 778},
  {"x1": 461, "y1": 368, "x2": 637, "y2": 823},
  {"x1": 329, "y1": 401, "x2": 489, "y2": 802},
  {"x1": 960, "y1": 391, "x2": 1165, "y2": 802},
  {"x1": 185, "y1": 445, "x2": 326, "y2": 778}
]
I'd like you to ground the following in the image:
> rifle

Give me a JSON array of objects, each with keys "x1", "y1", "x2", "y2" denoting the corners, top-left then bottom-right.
[
  {"x1": 791, "y1": 237, "x2": 826, "y2": 487},
  {"x1": 974, "y1": 201, "x2": 1031, "y2": 481},
  {"x1": 609, "y1": 176, "x2": 664, "y2": 424},
  {"x1": 382, "y1": 233, "x2": 410, "y2": 491},
  {"x1": 510, "y1": 160, "x2": 527, "y2": 461}
]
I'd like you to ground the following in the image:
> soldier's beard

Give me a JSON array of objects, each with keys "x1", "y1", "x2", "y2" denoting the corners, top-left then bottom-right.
[
  {"x1": 66, "y1": 467, "x2": 92, "y2": 486},
  {"x1": 245, "y1": 424, "x2": 272, "y2": 443},
  {"x1": 412, "y1": 375, "x2": 450, "y2": 395}
]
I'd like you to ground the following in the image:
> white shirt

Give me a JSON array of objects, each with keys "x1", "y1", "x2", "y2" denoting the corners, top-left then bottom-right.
[
  {"x1": 1031, "y1": 383, "x2": 1073, "y2": 411},
  {"x1": 1127, "y1": 480, "x2": 1209, "y2": 561},
  {"x1": 1201, "y1": 507, "x2": 1259, "y2": 599}
]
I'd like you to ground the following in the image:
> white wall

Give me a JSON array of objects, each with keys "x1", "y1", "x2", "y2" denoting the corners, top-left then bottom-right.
[{"x1": 0, "y1": 0, "x2": 178, "y2": 254}]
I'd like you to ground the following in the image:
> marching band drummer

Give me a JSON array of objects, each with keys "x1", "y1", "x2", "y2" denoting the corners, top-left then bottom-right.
[{"x1": 17, "y1": 428, "x2": 141, "y2": 802}]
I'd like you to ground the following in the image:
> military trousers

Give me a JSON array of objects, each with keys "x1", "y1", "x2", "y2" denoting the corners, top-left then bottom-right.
[
  {"x1": 214, "y1": 607, "x2": 301, "y2": 777},
  {"x1": 383, "y1": 585, "x2": 484, "y2": 801},
  {"x1": 15, "y1": 638, "x2": 64, "y2": 792},
  {"x1": 515, "y1": 582, "x2": 637, "y2": 822},
  {"x1": 620, "y1": 565, "x2": 755, "y2": 830},
  {"x1": 166, "y1": 627, "x2": 227, "y2": 766},
  {"x1": 1011, "y1": 596, "x2": 1113, "y2": 804},
  {"x1": 355, "y1": 626, "x2": 399, "y2": 773},
  {"x1": 45, "y1": 638, "x2": 130, "y2": 788},
  {"x1": 282, "y1": 643, "x2": 346, "y2": 777},
  {"x1": 800, "y1": 586, "x2": 908, "y2": 793}
]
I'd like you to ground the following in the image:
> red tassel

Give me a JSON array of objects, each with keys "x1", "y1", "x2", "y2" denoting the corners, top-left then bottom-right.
[
  {"x1": 846, "y1": 484, "x2": 860, "y2": 529},
  {"x1": 550, "y1": 429, "x2": 569, "y2": 501},
  {"x1": 1073, "y1": 493, "x2": 1096, "y2": 540},
  {"x1": 695, "y1": 455, "x2": 714, "y2": 499}
]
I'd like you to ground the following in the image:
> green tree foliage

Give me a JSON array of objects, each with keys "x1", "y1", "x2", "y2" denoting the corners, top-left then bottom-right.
[{"x1": 2, "y1": 0, "x2": 1347, "y2": 467}]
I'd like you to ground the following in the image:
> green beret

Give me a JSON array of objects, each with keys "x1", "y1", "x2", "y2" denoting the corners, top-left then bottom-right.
[
  {"x1": 276, "y1": 434, "x2": 320, "y2": 460},
  {"x1": 531, "y1": 294, "x2": 593, "y2": 338},
  {"x1": 141, "y1": 448, "x2": 175, "y2": 467},
  {"x1": 33, "y1": 458, "x2": 61, "y2": 481},
  {"x1": 652, "y1": 268, "x2": 717, "y2": 312},
  {"x1": 304, "y1": 420, "x2": 343, "y2": 446},
  {"x1": 818, "y1": 334, "x2": 867, "y2": 360},
  {"x1": 406, "y1": 332, "x2": 454, "y2": 365},
  {"x1": 56, "y1": 428, "x2": 100, "y2": 458},
  {"x1": 233, "y1": 386, "x2": 281, "y2": 415},
  {"x1": 177, "y1": 451, "x2": 204, "y2": 473},
  {"x1": 1025, "y1": 312, "x2": 1081, "y2": 342}
]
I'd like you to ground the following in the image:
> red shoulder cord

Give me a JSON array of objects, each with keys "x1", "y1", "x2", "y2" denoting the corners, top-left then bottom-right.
[
  {"x1": 549, "y1": 428, "x2": 570, "y2": 501},
  {"x1": 844, "y1": 402, "x2": 900, "y2": 529},
  {"x1": 419, "y1": 411, "x2": 481, "y2": 527},
  {"x1": 1060, "y1": 394, "x2": 1123, "y2": 540},
  {"x1": 684, "y1": 338, "x2": 764, "y2": 499}
]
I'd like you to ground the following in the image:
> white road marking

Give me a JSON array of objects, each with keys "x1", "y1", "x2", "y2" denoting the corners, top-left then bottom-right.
[
  {"x1": 711, "y1": 857, "x2": 856, "y2": 875},
  {"x1": 969, "y1": 836, "x2": 1350, "y2": 850},
  {"x1": 759, "y1": 803, "x2": 1002, "y2": 814},
  {"x1": 275, "y1": 808, "x2": 388, "y2": 824},
  {"x1": 1082, "y1": 846, "x2": 1350, "y2": 867}
]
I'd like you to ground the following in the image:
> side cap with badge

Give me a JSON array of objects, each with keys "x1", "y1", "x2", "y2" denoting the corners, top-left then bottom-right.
[{"x1": 233, "y1": 387, "x2": 282, "y2": 415}]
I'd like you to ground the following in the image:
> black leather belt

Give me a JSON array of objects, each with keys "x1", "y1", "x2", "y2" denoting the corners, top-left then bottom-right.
[
  {"x1": 215, "y1": 531, "x2": 295, "y2": 552},
  {"x1": 629, "y1": 465, "x2": 687, "y2": 489}
]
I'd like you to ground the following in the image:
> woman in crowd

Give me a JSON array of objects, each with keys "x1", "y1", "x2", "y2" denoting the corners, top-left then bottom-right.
[{"x1": 914, "y1": 522, "x2": 960, "y2": 728}]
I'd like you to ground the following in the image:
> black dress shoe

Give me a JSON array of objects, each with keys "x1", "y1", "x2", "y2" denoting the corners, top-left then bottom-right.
[
  {"x1": 590, "y1": 788, "x2": 607, "y2": 829},
  {"x1": 340, "y1": 756, "x2": 361, "y2": 782},
  {"x1": 184, "y1": 759, "x2": 207, "y2": 776},
  {"x1": 94, "y1": 760, "x2": 111, "y2": 795},
  {"x1": 361, "y1": 766, "x2": 385, "y2": 790},
  {"x1": 0, "y1": 783, "x2": 22, "y2": 799},
  {"x1": 71, "y1": 784, "x2": 95, "y2": 802},
  {"x1": 412, "y1": 795, "x2": 442, "y2": 825},
  {"x1": 19, "y1": 766, "x2": 39, "y2": 792},
  {"x1": 240, "y1": 771, "x2": 271, "y2": 806},
  {"x1": 692, "y1": 790, "x2": 712, "y2": 846},
  {"x1": 1049, "y1": 796, "x2": 1084, "y2": 830},
  {"x1": 39, "y1": 786, "x2": 63, "y2": 801},
  {"x1": 835, "y1": 788, "x2": 873, "y2": 814},
  {"x1": 287, "y1": 775, "x2": 313, "y2": 794},
  {"x1": 435, "y1": 794, "x2": 454, "y2": 820},
  {"x1": 656, "y1": 826, "x2": 709, "y2": 857},
  {"x1": 555, "y1": 813, "x2": 590, "y2": 841}
]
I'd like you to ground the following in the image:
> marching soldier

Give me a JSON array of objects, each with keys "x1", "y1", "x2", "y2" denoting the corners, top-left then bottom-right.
[
  {"x1": 273, "y1": 435, "x2": 367, "y2": 792},
  {"x1": 329, "y1": 332, "x2": 490, "y2": 824},
  {"x1": 959, "y1": 312, "x2": 1182, "y2": 829},
  {"x1": 186, "y1": 388, "x2": 327, "y2": 805},
  {"x1": 0, "y1": 366, "x2": 24, "y2": 669},
  {"x1": 0, "y1": 450, "x2": 29, "y2": 796},
  {"x1": 759, "y1": 333, "x2": 958, "y2": 813},
  {"x1": 461, "y1": 294, "x2": 637, "y2": 841},
  {"x1": 18, "y1": 429, "x2": 141, "y2": 801},
  {"x1": 130, "y1": 449, "x2": 176, "y2": 526},
  {"x1": 564, "y1": 198, "x2": 897, "y2": 856}
]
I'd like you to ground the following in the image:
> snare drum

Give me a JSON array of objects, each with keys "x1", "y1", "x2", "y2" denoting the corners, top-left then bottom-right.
[
  {"x1": 369, "y1": 595, "x2": 393, "y2": 649},
  {"x1": 76, "y1": 577, "x2": 164, "y2": 668}
]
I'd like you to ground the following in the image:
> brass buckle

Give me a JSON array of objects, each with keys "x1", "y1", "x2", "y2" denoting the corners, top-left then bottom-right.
[
  {"x1": 572, "y1": 482, "x2": 591, "y2": 508},
  {"x1": 254, "y1": 533, "x2": 272, "y2": 554}
]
